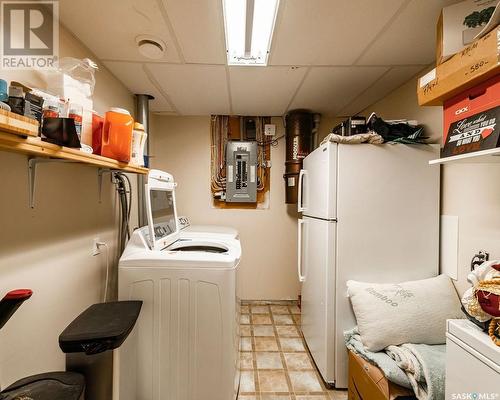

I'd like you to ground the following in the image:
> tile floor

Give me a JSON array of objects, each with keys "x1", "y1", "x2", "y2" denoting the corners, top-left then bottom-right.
[{"x1": 238, "y1": 302, "x2": 347, "y2": 400}]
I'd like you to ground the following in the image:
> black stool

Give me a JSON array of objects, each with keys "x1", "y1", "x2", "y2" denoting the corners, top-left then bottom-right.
[{"x1": 0, "y1": 290, "x2": 85, "y2": 400}]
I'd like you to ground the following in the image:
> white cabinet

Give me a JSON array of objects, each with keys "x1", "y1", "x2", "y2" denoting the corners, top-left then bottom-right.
[{"x1": 445, "y1": 320, "x2": 499, "y2": 398}]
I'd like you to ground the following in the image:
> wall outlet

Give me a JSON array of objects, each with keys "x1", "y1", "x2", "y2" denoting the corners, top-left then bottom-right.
[
  {"x1": 264, "y1": 124, "x2": 276, "y2": 136},
  {"x1": 92, "y1": 238, "x2": 101, "y2": 256}
]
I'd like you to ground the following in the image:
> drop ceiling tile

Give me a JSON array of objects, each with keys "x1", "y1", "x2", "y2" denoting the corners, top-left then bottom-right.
[
  {"x1": 339, "y1": 66, "x2": 424, "y2": 115},
  {"x1": 289, "y1": 67, "x2": 388, "y2": 116},
  {"x1": 103, "y1": 61, "x2": 174, "y2": 113},
  {"x1": 357, "y1": 0, "x2": 457, "y2": 65},
  {"x1": 58, "y1": 0, "x2": 180, "y2": 62},
  {"x1": 147, "y1": 64, "x2": 230, "y2": 115},
  {"x1": 270, "y1": 0, "x2": 406, "y2": 66},
  {"x1": 162, "y1": 0, "x2": 226, "y2": 64},
  {"x1": 229, "y1": 67, "x2": 307, "y2": 116}
]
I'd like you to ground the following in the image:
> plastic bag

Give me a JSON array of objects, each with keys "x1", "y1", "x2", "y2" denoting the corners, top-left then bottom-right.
[{"x1": 54, "y1": 57, "x2": 98, "y2": 96}]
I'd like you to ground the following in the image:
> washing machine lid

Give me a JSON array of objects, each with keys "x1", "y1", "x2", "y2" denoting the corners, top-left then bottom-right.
[
  {"x1": 120, "y1": 233, "x2": 241, "y2": 270},
  {"x1": 182, "y1": 225, "x2": 239, "y2": 240},
  {"x1": 447, "y1": 319, "x2": 500, "y2": 366}
]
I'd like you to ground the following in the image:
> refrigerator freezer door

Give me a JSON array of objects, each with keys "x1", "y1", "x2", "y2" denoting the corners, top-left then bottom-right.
[
  {"x1": 301, "y1": 216, "x2": 336, "y2": 385},
  {"x1": 300, "y1": 142, "x2": 337, "y2": 220},
  {"x1": 334, "y1": 143, "x2": 440, "y2": 388}
]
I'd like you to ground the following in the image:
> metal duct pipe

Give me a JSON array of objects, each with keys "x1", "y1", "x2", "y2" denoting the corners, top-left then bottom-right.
[
  {"x1": 135, "y1": 94, "x2": 154, "y2": 227},
  {"x1": 283, "y1": 109, "x2": 314, "y2": 204}
]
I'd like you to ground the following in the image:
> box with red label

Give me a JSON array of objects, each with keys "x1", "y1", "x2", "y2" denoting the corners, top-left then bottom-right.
[{"x1": 442, "y1": 73, "x2": 500, "y2": 158}]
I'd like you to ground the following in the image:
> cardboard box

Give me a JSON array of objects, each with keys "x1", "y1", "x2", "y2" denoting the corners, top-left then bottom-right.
[
  {"x1": 348, "y1": 351, "x2": 415, "y2": 400},
  {"x1": 441, "y1": 74, "x2": 500, "y2": 157},
  {"x1": 417, "y1": 26, "x2": 500, "y2": 106},
  {"x1": 437, "y1": 0, "x2": 499, "y2": 65}
]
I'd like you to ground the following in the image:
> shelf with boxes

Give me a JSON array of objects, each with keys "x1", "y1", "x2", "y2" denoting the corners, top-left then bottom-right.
[
  {"x1": 0, "y1": 125, "x2": 148, "y2": 208},
  {"x1": 417, "y1": 3, "x2": 500, "y2": 165}
]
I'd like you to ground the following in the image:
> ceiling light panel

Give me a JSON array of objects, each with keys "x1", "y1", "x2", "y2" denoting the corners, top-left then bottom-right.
[{"x1": 223, "y1": 0, "x2": 279, "y2": 66}]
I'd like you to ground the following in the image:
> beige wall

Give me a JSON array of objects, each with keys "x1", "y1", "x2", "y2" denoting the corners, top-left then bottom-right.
[
  {"x1": 0, "y1": 26, "x2": 136, "y2": 387},
  {"x1": 150, "y1": 115, "x2": 302, "y2": 300},
  {"x1": 361, "y1": 74, "x2": 500, "y2": 296}
]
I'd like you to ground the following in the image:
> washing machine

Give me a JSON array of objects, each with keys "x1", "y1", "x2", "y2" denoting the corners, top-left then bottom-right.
[{"x1": 115, "y1": 170, "x2": 241, "y2": 400}]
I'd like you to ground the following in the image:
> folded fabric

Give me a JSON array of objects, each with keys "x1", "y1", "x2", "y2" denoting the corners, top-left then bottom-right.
[
  {"x1": 386, "y1": 343, "x2": 446, "y2": 400},
  {"x1": 344, "y1": 328, "x2": 412, "y2": 389},
  {"x1": 347, "y1": 274, "x2": 464, "y2": 351},
  {"x1": 321, "y1": 132, "x2": 384, "y2": 145}
]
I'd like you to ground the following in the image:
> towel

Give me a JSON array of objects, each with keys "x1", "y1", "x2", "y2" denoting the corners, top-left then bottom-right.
[
  {"x1": 321, "y1": 132, "x2": 384, "y2": 145},
  {"x1": 385, "y1": 343, "x2": 446, "y2": 400}
]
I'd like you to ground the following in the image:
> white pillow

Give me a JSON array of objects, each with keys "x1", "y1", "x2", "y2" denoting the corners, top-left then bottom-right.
[{"x1": 347, "y1": 274, "x2": 464, "y2": 352}]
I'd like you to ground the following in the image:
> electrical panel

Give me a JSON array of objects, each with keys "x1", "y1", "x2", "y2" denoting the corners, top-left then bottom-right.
[{"x1": 226, "y1": 141, "x2": 257, "y2": 203}]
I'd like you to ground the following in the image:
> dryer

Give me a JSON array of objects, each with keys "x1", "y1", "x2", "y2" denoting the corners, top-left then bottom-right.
[{"x1": 116, "y1": 170, "x2": 241, "y2": 400}]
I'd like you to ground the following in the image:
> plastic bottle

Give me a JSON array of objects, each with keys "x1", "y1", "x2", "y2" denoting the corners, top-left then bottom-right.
[
  {"x1": 131, "y1": 122, "x2": 148, "y2": 166},
  {"x1": 101, "y1": 108, "x2": 133, "y2": 162}
]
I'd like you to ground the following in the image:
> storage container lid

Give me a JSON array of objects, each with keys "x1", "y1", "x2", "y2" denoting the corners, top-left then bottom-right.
[
  {"x1": 109, "y1": 107, "x2": 130, "y2": 115},
  {"x1": 59, "y1": 301, "x2": 142, "y2": 355},
  {"x1": 134, "y1": 122, "x2": 145, "y2": 131}
]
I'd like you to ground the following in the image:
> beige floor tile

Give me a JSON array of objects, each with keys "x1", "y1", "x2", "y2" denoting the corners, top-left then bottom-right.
[
  {"x1": 328, "y1": 390, "x2": 348, "y2": 400},
  {"x1": 254, "y1": 337, "x2": 279, "y2": 351},
  {"x1": 270, "y1": 305, "x2": 290, "y2": 314},
  {"x1": 279, "y1": 338, "x2": 305, "y2": 352},
  {"x1": 241, "y1": 325, "x2": 252, "y2": 336},
  {"x1": 241, "y1": 305, "x2": 250, "y2": 314},
  {"x1": 252, "y1": 314, "x2": 272, "y2": 325},
  {"x1": 251, "y1": 305, "x2": 270, "y2": 314},
  {"x1": 273, "y1": 314, "x2": 294, "y2": 325},
  {"x1": 276, "y1": 325, "x2": 301, "y2": 338},
  {"x1": 258, "y1": 370, "x2": 289, "y2": 392},
  {"x1": 256, "y1": 352, "x2": 283, "y2": 369},
  {"x1": 289, "y1": 305, "x2": 301, "y2": 314},
  {"x1": 238, "y1": 396, "x2": 257, "y2": 400},
  {"x1": 261, "y1": 395, "x2": 291, "y2": 400},
  {"x1": 253, "y1": 325, "x2": 275, "y2": 337},
  {"x1": 241, "y1": 337, "x2": 253, "y2": 351},
  {"x1": 240, "y1": 371, "x2": 256, "y2": 393},
  {"x1": 296, "y1": 396, "x2": 328, "y2": 400},
  {"x1": 283, "y1": 353, "x2": 313, "y2": 370},
  {"x1": 288, "y1": 371, "x2": 323, "y2": 392},
  {"x1": 240, "y1": 314, "x2": 250, "y2": 324},
  {"x1": 240, "y1": 352, "x2": 254, "y2": 369}
]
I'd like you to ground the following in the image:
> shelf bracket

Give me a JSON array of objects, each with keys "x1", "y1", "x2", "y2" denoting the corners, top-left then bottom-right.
[
  {"x1": 28, "y1": 158, "x2": 78, "y2": 208},
  {"x1": 97, "y1": 168, "x2": 118, "y2": 203}
]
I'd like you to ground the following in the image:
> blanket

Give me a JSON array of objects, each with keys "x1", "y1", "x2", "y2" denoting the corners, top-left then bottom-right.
[
  {"x1": 345, "y1": 328, "x2": 446, "y2": 400},
  {"x1": 344, "y1": 328, "x2": 412, "y2": 389},
  {"x1": 386, "y1": 343, "x2": 446, "y2": 400}
]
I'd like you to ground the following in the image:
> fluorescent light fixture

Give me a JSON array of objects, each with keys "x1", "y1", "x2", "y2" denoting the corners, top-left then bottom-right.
[{"x1": 222, "y1": 0, "x2": 280, "y2": 66}]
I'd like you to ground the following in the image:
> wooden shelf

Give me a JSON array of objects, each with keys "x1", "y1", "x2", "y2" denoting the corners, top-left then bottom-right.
[
  {"x1": 0, "y1": 130, "x2": 148, "y2": 174},
  {"x1": 429, "y1": 147, "x2": 500, "y2": 165}
]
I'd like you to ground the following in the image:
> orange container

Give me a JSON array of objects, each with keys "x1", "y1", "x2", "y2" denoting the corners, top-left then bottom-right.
[{"x1": 101, "y1": 107, "x2": 133, "y2": 162}]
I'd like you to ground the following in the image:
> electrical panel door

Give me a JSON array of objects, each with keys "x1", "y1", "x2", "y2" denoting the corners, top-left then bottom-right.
[{"x1": 226, "y1": 141, "x2": 257, "y2": 203}]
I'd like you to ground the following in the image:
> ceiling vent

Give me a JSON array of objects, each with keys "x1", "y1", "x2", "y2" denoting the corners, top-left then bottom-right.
[{"x1": 136, "y1": 35, "x2": 166, "y2": 60}]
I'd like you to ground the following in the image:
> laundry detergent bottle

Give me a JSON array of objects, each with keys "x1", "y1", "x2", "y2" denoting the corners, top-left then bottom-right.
[{"x1": 101, "y1": 107, "x2": 133, "y2": 162}]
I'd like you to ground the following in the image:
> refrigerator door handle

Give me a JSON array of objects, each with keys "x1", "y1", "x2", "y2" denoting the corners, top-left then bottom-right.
[
  {"x1": 298, "y1": 169, "x2": 307, "y2": 213},
  {"x1": 298, "y1": 219, "x2": 306, "y2": 282}
]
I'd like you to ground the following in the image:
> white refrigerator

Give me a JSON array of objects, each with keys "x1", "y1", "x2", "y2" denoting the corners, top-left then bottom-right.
[{"x1": 297, "y1": 141, "x2": 440, "y2": 389}]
